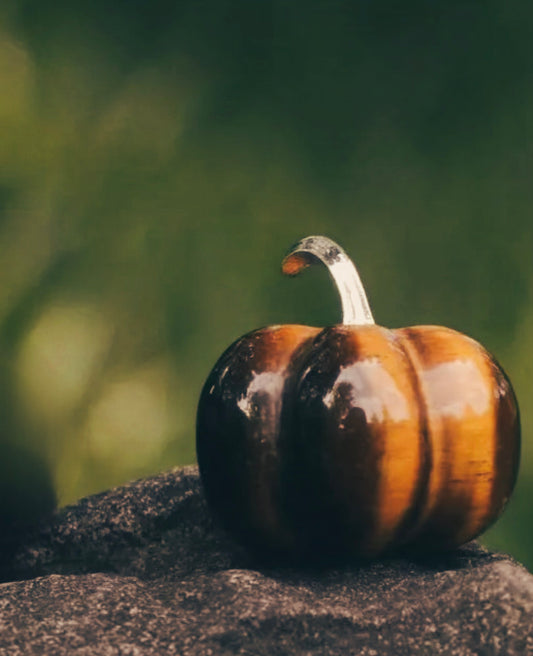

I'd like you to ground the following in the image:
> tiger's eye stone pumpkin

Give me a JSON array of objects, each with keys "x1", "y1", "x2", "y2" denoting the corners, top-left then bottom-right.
[{"x1": 196, "y1": 237, "x2": 520, "y2": 559}]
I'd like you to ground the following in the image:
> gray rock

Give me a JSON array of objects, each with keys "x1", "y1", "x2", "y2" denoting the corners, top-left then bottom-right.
[{"x1": 0, "y1": 466, "x2": 531, "y2": 655}]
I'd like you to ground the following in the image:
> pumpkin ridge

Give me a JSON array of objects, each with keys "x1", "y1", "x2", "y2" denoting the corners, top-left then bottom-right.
[
  {"x1": 393, "y1": 327, "x2": 473, "y2": 548},
  {"x1": 276, "y1": 327, "x2": 324, "y2": 552},
  {"x1": 395, "y1": 326, "x2": 499, "y2": 549},
  {"x1": 243, "y1": 326, "x2": 320, "y2": 552},
  {"x1": 389, "y1": 329, "x2": 432, "y2": 548},
  {"x1": 289, "y1": 326, "x2": 384, "y2": 556}
]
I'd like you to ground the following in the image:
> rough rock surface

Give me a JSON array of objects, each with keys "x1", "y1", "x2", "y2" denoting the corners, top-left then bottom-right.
[{"x1": 0, "y1": 466, "x2": 531, "y2": 655}]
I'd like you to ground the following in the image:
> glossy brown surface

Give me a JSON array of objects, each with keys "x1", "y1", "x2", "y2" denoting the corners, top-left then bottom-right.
[
  {"x1": 196, "y1": 323, "x2": 520, "y2": 558},
  {"x1": 196, "y1": 325, "x2": 320, "y2": 553}
]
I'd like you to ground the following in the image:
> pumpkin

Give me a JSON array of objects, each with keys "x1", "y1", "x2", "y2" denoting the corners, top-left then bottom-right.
[{"x1": 196, "y1": 236, "x2": 520, "y2": 559}]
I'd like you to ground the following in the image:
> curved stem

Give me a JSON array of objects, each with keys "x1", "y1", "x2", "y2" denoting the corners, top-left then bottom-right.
[{"x1": 281, "y1": 235, "x2": 375, "y2": 326}]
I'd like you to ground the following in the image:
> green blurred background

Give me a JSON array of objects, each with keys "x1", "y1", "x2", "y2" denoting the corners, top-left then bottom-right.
[{"x1": 0, "y1": 1, "x2": 531, "y2": 566}]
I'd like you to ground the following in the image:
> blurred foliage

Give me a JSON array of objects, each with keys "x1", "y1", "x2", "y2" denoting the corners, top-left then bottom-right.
[{"x1": 0, "y1": 1, "x2": 531, "y2": 566}]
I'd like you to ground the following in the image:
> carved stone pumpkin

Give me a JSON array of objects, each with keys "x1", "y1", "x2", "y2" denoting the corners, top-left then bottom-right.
[{"x1": 196, "y1": 236, "x2": 520, "y2": 559}]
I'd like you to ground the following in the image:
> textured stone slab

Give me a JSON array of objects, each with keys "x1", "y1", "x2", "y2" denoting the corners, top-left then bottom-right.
[{"x1": 0, "y1": 466, "x2": 532, "y2": 655}]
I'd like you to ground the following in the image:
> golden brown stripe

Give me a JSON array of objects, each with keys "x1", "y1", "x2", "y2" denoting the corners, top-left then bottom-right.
[{"x1": 390, "y1": 329, "x2": 432, "y2": 546}]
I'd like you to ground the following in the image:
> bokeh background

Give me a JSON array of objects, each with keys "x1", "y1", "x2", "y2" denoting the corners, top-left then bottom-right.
[{"x1": 0, "y1": 1, "x2": 531, "y2": 567}]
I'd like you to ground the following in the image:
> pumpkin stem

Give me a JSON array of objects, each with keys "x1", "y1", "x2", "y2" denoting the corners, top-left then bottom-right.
[{"x1": 281, "y1": 236, "x2": 375, "y2": 326}]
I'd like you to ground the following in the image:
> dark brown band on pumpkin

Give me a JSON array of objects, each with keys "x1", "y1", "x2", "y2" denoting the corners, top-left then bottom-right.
[
  {"x1": 289, "y1": 326, "x2": 384, "y2": 555},
  {"x1": 196, "y1": 325, "x2": 320, "y2": 555},
  {"x1": 196, "y1": 332, "x2": 259, "y2": 546},
  {"x1": 241, "y1": 325, "x2": 320, "y2": 552},
  {"x1": 487, "y1": 355, "x2": 521, "y2": 527}
]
